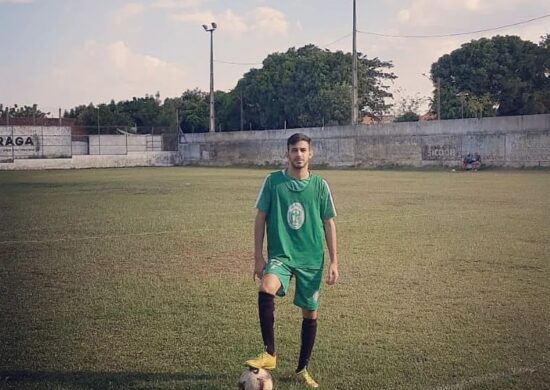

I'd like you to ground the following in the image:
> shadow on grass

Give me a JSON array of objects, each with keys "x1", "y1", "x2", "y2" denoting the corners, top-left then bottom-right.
[{"x1": 0, "y1": 370, "x2": 229, "y2": 389}]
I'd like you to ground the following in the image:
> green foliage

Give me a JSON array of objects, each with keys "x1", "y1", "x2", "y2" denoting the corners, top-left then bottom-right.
[
  {"x1": 431, "y1": 35, "x2": 550, "y2": 119},
  {"x1": 0, "y1": 104, "x2": 49, "y2": 119},
  {"x1": 63, "y1": 92, "x2": 210, "y2": 133},
  {"x1": 395, "y1": 111, "x2": 419, "y2": 122},
  {"x1": 232, "y1": 45, "x2": 395, "y2": 129},
  {"x1": 393, "y1": 94, "x2": 426, "y2": 122},
  {"x1": 216, "y1": 90, "x2": 242, "y2": 131},
  {"x1": 8, "y1": 45, "x2": 395, "y2": 131},
  {"x1": 179, "y1": 89, "x2": 209, "y2": 133}
]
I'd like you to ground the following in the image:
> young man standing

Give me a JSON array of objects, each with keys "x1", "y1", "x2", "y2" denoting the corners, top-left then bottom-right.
[{"x1": 245, "y1": 133, "x2": 339, "y2": 388}]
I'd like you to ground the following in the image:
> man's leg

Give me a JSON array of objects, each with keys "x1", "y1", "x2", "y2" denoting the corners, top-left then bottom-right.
[
  {"x1": 245, "y1": 270, "x2": 287, "y2": 370},
  {"x1": 297, "y1": 309, "x2": 318, "y2": 372},
  {"x1": 258, "y1": 275, "x2": 280, "y2": 356},
  {"x1": 293, "y1": 268, "x2": 322, "y2": 388}
]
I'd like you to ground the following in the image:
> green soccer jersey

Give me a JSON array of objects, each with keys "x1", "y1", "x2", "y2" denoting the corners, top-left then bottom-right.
[{"x1": 255, "y1": 170, "x2": 337, "y2": 269}]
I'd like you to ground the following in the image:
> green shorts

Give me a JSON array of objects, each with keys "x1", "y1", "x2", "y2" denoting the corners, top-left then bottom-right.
[{"x1": 264, "y1": 258, "x2": 323, "y2": 311}]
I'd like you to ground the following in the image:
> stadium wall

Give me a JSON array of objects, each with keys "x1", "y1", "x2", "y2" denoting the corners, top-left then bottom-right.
[
  {"x1": 0, "y1": 126, "x2": 72, "y2": 160},
  {"x1": 0, "y1": 152, "x2": 179, "y2": 170},
  {"x1": 178, "y1": 114, "x2": 550, "y2": 168},
  {"x1": 0, "y1": 125, "x2": 175, "y2": 169}
]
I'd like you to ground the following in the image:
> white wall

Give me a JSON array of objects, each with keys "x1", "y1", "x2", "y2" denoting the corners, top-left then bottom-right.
[{"x1": 0, "y1": 126, "x2": 72, "y2": 160}]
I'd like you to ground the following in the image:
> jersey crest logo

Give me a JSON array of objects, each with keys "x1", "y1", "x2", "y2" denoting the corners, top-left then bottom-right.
[{"x1": 287, "y1": 202, "x2": 305, "y2": 230}]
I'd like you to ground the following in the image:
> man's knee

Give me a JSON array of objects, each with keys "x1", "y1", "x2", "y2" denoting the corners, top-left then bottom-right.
[
  {"x1": 302, "y1": 309, "x2": 318, "y2": 320},
  {"x1": 260, "y1": 274, "x2": 280, "y2": 295}
]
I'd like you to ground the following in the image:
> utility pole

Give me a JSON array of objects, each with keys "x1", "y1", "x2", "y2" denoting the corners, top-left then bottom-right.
[
  {"x1": 456, "y1": 92, "x2": 469, "y2": 119},
  {"x1": 351, "y1": 0, "x2": 358, "y2": 125},
  {"x1": 203, "y1": 22, "x2": 217, "y2": 132}
]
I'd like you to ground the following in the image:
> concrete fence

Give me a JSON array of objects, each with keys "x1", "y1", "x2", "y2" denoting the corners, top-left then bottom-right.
[
  {"x1": 1, "y1": 114, "x2": 548, "y2": 170},
  {"x1": 178, "y1": 114, "x2": 550, "y2": 168}
]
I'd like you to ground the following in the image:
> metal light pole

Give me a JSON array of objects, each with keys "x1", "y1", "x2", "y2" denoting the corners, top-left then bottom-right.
[
  {"x1": 351, "y1": 0, "x2": 358, "y2": 125},
  {"x1": 456, "y1": 92, "x2": 469, "y2": 119},
  {"x1": 203, "y1": 22, "x2": 217, "y2": 132}
]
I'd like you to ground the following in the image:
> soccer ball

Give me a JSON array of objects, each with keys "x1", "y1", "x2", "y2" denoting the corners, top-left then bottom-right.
[{"x1": 238, "y1": 367, "x2": 273, "y2": 390}]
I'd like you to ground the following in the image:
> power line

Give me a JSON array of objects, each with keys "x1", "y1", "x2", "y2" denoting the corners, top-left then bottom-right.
[
  {"x1": 214, "y1": 59, "x2": 262, "y2": 66},
  {"x1": 358, "y1": 13, "x2": 550, "y2": 39},
  {"x1": 212, "y1": 14, "x2": 547, "y2": 66},
  {"x1": 322, "y1": 33, "x2": 352, "y2": 48}
]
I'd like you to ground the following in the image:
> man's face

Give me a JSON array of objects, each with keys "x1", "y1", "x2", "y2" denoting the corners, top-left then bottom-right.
[{"x1": 287, "y1": 140, "x2": 312, "y2": 169}]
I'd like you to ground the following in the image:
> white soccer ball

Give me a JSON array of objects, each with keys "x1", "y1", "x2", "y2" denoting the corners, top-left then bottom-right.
[{"x1": 238, "y1": 367, "x2": 273, "y2": 390}]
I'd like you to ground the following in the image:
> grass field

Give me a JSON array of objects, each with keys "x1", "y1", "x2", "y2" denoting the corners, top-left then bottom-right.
[{"x1": 0, "y1": 167, "x2": 549, "y2": 390}]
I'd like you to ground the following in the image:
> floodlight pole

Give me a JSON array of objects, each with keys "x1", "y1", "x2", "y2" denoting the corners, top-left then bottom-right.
[
  {"x1": 351, "y1": 0, "x2": 358, "y2": 125},
  {"x1": 203, "y1": 22, "x2": 217, "y2": 132}
]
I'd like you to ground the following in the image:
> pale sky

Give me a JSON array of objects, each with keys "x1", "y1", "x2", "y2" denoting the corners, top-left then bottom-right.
[{"x1": 0, "y1": 0, "x2": 548, "y2": 115}]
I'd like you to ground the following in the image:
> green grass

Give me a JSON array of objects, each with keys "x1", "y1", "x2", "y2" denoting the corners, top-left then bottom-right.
[{"x1": 0, "y1": 167, "x2": 549, "y2": 389}]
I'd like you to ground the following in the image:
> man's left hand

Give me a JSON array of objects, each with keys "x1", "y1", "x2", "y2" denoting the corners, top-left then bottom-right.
[{"x1": 326, "y1": 262, "x2": 339, "y2": 285}]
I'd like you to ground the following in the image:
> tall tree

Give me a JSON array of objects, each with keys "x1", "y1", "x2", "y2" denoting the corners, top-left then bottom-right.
[
  {"x1": 431, "y1": 35, "x2": 550, "y2": 119},
  {"x1": 231, "y1": 45, "x2": 395, "y2": 130},
  {"x1": 62, "y1": 45, "x2": 397, "y2": 132},
  {"x1": 1, "y1": 104, "x2": 49, "y2": 119},
  {"x1": 179, "y1": 89, "x2": 209, "y2": 133}
]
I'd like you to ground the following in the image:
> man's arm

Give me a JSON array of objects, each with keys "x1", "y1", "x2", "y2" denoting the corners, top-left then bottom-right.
[
  {"x1": 254, "y1": 210, "x2": 267, "y2": 280},
  {"x1": 323, "y1": 217, "x2": 339, "y2": 285}
]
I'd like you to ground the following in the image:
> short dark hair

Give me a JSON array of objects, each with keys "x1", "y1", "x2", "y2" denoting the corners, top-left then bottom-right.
[{"x1": 287, "y1": 133, "x2": 311, "y2": 149}]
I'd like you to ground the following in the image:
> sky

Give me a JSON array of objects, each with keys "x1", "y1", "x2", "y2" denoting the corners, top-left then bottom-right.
[{"x1": 0, "y1": 0, "x2": 548, "y2": 115}]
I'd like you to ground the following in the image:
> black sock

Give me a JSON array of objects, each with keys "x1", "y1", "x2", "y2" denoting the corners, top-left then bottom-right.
[
  {"x1": 296, "y1": 318, "x2": 317, "y2": 372},
  {"x1": 258, "y1": 292, "x2": 275, "y2": 355}
]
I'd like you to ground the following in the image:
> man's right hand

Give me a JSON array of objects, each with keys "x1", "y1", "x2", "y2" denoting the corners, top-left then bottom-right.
[{"x1": 254, "y1": 256, "x2": 265, "y2": 281}]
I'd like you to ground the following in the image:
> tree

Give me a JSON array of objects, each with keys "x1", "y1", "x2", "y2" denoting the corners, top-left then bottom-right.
[
  {"x1": 395, "y1": 111, "x2": 419, "y2": 122},
  {"x1": 179, "y1": 89, "x2": 209, "y2": 133},
  {"x1": 393, "y1": 94, "x2": 426, "y2": 122},
  {"x1": 62, "y1": 45, "x2": 397, "y2": 132},
  {"x1": 430, "y1": 35, "x2": 550, "y2": 118},
  {"x1": 540, "y1": 34, "x2": 549, "y2": 50},
  {"x1": 231, "y1": 45, "x2": 396, "y2": 130},
  {"x1": 215, "y1": 90, "x2": 242, "y2": 131},
  {"x1": 0, "y1": 104, "x2": 49, "y2": 119},
  {"x1": 157, "y1": 97, "x2": 181, "y2": 131}
]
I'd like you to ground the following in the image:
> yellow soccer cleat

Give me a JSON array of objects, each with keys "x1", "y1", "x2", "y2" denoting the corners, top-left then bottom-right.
[
  {"x1": 295, "y1": 368, "x2": 319, "y2": 388},
  {"x1": 245, "y1": 352, "x2": 277, "y2": 370}
]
